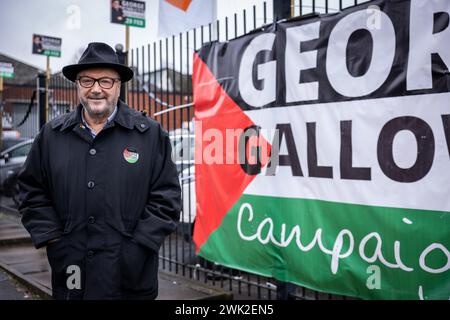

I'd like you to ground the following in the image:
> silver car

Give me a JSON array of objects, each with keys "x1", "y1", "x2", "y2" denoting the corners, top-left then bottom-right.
[
  {"x1": 169, "y1": 133, "x2": 196, "y2": 239},
  {"x1": 0, "y1": 139, "x2": 33, "y2": 204}
]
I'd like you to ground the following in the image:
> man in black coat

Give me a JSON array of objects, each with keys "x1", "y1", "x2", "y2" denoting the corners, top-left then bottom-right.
[
  {"x1": 111, "y1": 0, "x2": 124, "y2": 24},
  {"x1": 18, "y1": 42, "x2": 181, "y2": 299}
]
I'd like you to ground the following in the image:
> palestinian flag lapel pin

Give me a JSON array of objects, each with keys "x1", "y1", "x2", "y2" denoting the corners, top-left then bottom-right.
[{"x1": 123, "y1": 147, "x2": 139, "y2": 164}]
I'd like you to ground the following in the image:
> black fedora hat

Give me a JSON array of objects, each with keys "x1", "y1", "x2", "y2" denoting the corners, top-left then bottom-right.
[{"x1": 62, "y1": 42, "x2": 133, "y2": 82}]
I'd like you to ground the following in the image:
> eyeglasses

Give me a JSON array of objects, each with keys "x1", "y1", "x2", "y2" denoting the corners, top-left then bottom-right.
[{"x1": 76, "y1": 76, "x2": 121, "y2": 89}]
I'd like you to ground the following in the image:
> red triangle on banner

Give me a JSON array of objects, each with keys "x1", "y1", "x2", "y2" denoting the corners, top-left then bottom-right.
[
  {"x1": 165, "y1": 0, "x2": 192, "y2": 11},
  {"x1": 193, "y1": 53, "x2": 271, "y2": 252}
]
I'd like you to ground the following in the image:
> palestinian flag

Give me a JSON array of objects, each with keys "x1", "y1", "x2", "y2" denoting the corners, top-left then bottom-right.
[{"x1": 192, "y1": 0, "x2": 450, "y2": 300}]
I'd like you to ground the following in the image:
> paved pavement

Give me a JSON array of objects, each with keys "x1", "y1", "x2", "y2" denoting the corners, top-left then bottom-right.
[
  {"x1": 0, "y1": 268, "x2": 37, "y2": 300},
  {"x1": 0, "y1": 197, "x2": 231, "y2": 300}
]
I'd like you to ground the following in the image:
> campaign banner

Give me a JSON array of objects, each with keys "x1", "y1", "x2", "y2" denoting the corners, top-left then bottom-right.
[
  {"x1": 111, "y1": 0, "x2": 146, "y2": 28},
  {"x1": 0, "y1": 62, "x2": 14, "y2": 78},
  {"x1": 192, "y1": 0, "x2": 450, "y2": 299},
  {"x1": 32, "y1": 34, "x2": 62, "y2": 57}
]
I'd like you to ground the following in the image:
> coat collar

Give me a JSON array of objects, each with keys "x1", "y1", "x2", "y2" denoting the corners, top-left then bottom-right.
[
  {"x1": 58, "y1": 100, "x2": 135, "y2": 132},
  {"x1": 113, "y1": 100, "x2": 134, "y2": 130}
]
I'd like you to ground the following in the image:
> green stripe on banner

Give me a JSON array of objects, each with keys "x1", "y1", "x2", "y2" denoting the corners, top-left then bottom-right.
[{"x1": 198, "y1": 194, "x2": 450, "y2": 300}]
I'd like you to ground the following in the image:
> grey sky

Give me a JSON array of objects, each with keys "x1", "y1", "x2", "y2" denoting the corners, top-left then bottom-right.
[{"x1": 0, "y1": 0, "x2": 274, "y2": 73}]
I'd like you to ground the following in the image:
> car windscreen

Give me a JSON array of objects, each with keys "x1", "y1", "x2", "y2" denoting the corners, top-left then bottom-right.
[
  {"x1": 9, "y1": 143, "x2": 32, "y2": 158},
  {"x1": 1, "y1": 138, "x2": 26, "y2": 152}
]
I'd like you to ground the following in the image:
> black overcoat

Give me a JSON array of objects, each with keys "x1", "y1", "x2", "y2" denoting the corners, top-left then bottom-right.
[{"x1": 18, "y1": 101, "x2": 181, "y2": 299}]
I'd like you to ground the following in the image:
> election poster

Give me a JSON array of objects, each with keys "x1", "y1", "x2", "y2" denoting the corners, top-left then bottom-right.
[
  {"x1": 0, "y1": 62, "x2": 14, "y2": 78},
  {"x1": 32, "y1": 34, "x2": 62, "y2": 57},
  {"x1": 192, "y1": 0, "x2": 450, "y2": 299},
  {"x1": 111, "y1": 0, "x2": 146, "y2": 28}
]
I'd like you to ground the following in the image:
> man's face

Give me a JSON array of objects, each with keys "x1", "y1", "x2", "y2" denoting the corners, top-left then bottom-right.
[
  {"x1": 77, "y1": 68, "x2": 121, "y2": 119},
  {"x1": 112, "y1": 1, "x2": 120, "y2": 9}
]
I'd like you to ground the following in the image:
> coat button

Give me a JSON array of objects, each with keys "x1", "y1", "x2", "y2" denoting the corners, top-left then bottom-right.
[
  {"x1": 87, "y1": 181, "x2": 95, "y2": 189},
  {"x1": 88, "y1": 216, "x2": 95, "y2": 224},
  {"x1": 89, "y1": 148, "x2": 97, "y2": 155},
  {"x1": 140, "y1": 123, "x2": 146, "y2": 129},
  {"x1": 87, "y1": 250, "x2": 94, "y2": 257}
]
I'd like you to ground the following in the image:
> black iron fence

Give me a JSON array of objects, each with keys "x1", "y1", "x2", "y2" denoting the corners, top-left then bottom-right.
[
  {"x1": 2, "y1": 0, "x2": 370, "y2": 300},
  {"x1": 2, "y1": 73, "x2": 78, "y2": 138},
  {"x1": 2, "y1": 79, "x2": 38, "y2": 138},
  {"x1": 128, "y1": 0, "x2": 367, "y2": 300}
]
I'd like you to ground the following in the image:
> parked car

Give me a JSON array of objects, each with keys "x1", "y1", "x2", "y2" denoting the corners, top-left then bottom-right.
[
  {"x1": 169, "y1": 131, "x2": 196, "y2": 240},
  {"x1": 0, "y1": 139, "x2": 34, "y2": 205},
  {"x1": 180, "y1": 164, "x2": 196, "y2": 225},
  {"x1": 170, "y1": 132, "x2": 195, "y2": 174},
  {"x1": 1, "y1": 136, "x2": 27, "y2": 153},
  {"x1": 1, "y1": 129, "x2": 21, "y2": 140}
]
